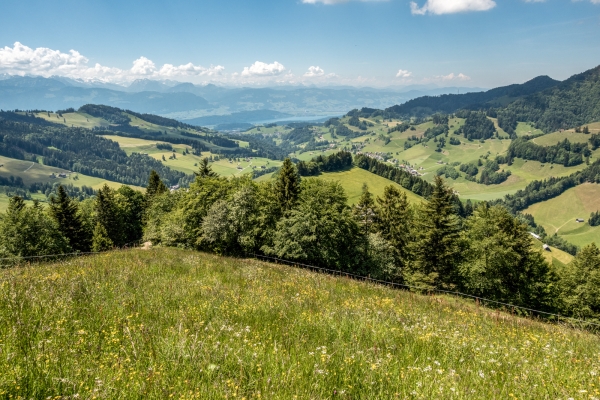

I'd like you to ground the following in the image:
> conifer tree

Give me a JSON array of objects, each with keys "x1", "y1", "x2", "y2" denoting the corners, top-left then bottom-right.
[
  {"x1": 49, "y1": 185, "x2": 90, "y2": 252},
  {"x1": 146, "y1": 170, "x2": 168, "y2": 199},
  {"x1": 195, "y1": 158, "x2": 218, "y2": 178},
  {"x1": 376, "y1": 185, "x2": 412, "y2": 262},
  {"x1": 95, "y1": 184, "x2": 124, "y2": 246},
  {"x1": 353, "y1": 184, "x2": 377, "y2": 236},
  {"x1": 275, "y1": 158, "x2": 301, "y2": 213},
  {"x1": 91, "y1": 222, "x2": 113, "y2": 252},
  {"x1": 408, "y1": 176, "x2": 462, "y2": 289}
]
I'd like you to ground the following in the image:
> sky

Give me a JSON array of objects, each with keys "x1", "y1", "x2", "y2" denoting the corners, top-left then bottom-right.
[{"x1": 0, "y1": 0, "x2": 599, "y2": 88}]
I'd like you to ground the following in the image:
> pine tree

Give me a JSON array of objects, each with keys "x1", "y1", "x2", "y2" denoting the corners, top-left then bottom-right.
[
  {"x1": 91, "y1": 222, "x2": 113, "y2": 252},
  {"x1": 49, "y1": 185, "x2": 90, "y2": 252},
  {"x1": 146, "y1": 170, "x2": 168, "y2": 199},
  {"x1": 195, "y1": 158, "x2": 219, "y2": 178},
  {"x1": 275, "y1": 158, "x2": 301, "y2": 213},
  {"x1": 408, "y1": 176, "x2": 462, "y2": 289}
]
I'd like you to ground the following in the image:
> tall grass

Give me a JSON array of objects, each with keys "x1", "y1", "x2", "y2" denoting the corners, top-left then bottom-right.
[{"x1": 1, "y1": 248, "x2": 599, "y2": 399}]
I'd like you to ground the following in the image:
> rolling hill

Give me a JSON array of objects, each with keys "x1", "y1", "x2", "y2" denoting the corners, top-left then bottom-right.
[{"x1": 1, "y1": 247, "x2": 598, "y2": 399}]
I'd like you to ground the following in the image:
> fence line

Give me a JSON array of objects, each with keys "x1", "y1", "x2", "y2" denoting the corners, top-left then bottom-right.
[
  {"x1": 0, "y1": 240, "x2": 143, "y2": 267},
  {"x1": 247, "y1": 253, "x2": 600, "y2": 330},
  {"x1": 1, "y1": 245, "x2": 598, "y2": 330}
]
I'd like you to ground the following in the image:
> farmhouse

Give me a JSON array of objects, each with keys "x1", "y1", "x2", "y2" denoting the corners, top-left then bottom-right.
[
  {"x1": 576, "y1": 218, "x2": 585, "y2": 223},
  {"x1": 542, "y1": 244, "x2": 551, "y2": 251}
]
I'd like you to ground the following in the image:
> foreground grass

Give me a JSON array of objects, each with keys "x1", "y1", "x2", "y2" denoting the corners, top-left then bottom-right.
[{"x1": 1, "y1": 248, "x2": 600, "y2": 399}]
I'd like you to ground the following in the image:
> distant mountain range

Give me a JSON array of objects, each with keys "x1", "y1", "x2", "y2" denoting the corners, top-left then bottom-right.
[{"x1": 0, "y1": 75, "x2": 485, "y2": 126}]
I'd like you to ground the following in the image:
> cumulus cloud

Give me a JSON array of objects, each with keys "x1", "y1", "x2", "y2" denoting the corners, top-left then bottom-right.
[
  {"x1": 396, "y1": 69, "x2": 412, "y2": 78},
  {"x1": 302, "y1": 0, "x2": 386, "y2": 4},
  {"x1": 440, "y1": 72, "x2": 471, "y2": 81},
  {"x1": 304, "y1": 66, "x2": 325, "y2": 77},
  {"x1": 410, "y1": 0, "x2": 496, "y2": 15},
  {"x1": 241, "y1": 61, "x2": 286, "y2": 77},
  {"x1": 0, "y1": 42, "x2": 224, "y2": 84}
]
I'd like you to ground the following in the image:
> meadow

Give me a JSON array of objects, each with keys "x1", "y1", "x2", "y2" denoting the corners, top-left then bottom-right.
[
  {"x1": 102, "y1": 135, "x2": 281, "y2": 177},
  {"x1": 1, "y1": 247, "x2": 599, "y2": 399},
  {"x1": 0, "y1": 155, "x2": 135, "y2": 211},
  {"x1": 317, "y1": 167, "x2": 424, "y2": 205},
  {"x1": 525, "y1": 183, "x2": 600, "y2": 248}
]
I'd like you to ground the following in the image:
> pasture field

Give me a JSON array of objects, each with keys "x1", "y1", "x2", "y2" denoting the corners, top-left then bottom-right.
[
  {"x1": 102, "y1": 135, "x2": 281, "y2": 177},
  {"x1": 317, "y1": 167, "x2": 424, "y2": 205},
  {"x1": 524, "y1": 183, "x2": 600, "y2": 248},
  {"x1": 533, "y1": 129, "x2": 592, "y2": 146},
  {"x1": 515, "y1": 122, "x2": 544, "y2": 137},
  {"x1": 1, "y1": 248, "x2": 599, "y2": 399},
  {"x1": 0, "y1": 155, "x2": 129, "y2": 190},
  {"x1": 34, "y1": 111, "x2": 109, "y2": 129}
]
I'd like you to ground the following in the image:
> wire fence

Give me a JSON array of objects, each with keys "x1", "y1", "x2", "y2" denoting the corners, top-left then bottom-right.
[
  {"x1": 247, "y1": 252, "x2": 600, "y2": 331},
  {"x1": 1, "y1": 244, "x2": 598, "y2": 331},
  {"x1": 0, "y1": 240, "x2": 144, "y2": 268}
]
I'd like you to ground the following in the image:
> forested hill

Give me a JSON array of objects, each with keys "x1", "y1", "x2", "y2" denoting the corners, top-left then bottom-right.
[
  {"x1": 0, "y1": 118, "x2": 191, "y2": 187},
  {"x1": 503, "y1": 65, "x2": 600, "y2": 132},
  {"x1": 385, "y1": 75, "x2": 560, "y2": 116}
]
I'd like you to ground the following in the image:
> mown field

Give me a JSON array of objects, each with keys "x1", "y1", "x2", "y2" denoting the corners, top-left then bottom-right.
[
  {"x1": 525, "y1": 183, "x2": 600, "y2": 248},
  {"x1": 1, "y1": 248, "x2": 599, "y2": 399}
]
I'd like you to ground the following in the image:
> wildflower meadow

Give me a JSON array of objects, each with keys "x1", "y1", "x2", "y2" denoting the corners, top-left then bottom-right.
[{"x1": 1, "y1": 248, "x2": 600, "y2": 399}]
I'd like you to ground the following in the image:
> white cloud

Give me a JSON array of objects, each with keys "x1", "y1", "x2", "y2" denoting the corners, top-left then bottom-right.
[
  {"x1": 440, "y1": 72, "x2": 471, "y2": 81},
  {"x1": 0, "y1": 42, "x2": 224, "y2": 84},
  {"x1": 304, "y1": 66, "x2": 325, "y2": 77},
  {"x1": 302, "y1": 0, "x2": 386, "y2": 4},
  {"x1": 396, "y1": 69, "x2": 412, "y2": 78},
  {"x1": 410, "y1": 0, "x2": 496, "y2": 15},
  {"x1": 241, "y1": 61, "x2": 286, "y2": 77}
]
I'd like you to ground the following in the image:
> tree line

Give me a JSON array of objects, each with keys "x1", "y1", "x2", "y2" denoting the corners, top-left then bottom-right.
[{"x1": 3, "y1": 159, "x2": 600, "y2": 325}]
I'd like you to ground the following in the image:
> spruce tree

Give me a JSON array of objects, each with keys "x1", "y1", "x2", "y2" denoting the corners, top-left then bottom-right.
[
  {"x1": 49, "y1": 185, "x2": 90, "y2": 252},
  {"x1": 195, "y1": 158, "x2": 218, "y2": 178},
  {"x1": 146, "y1": 170, "x2": 168, "y2": 199},
  {"x1": 91, "y1": 222, "x2": 114, "y2": 252},
  {"x1": 376, "y1": 185, "x2": 412, "y2": 262},
  {"x1": 408, "y1": 176, "x2": 462, "y2": 289},
  {"x1": 275, "y1": 158, "x2": 301, "y2": 213},
  {"x1": 95, "y1": 185, "x2": 124, "y2": 247},
  {"x1": 353, "y1": 184, "x2": 377, "y2": 236}
]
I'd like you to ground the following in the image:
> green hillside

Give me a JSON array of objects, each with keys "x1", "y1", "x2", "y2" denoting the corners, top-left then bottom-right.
[
  {"x1": 1, "y1": 248, "x2": 599, "y2": 399},
  {"x1": 317, "y1": 167, "x2": 424, "y2": 204},
  {"x1": 525, "y1": 183, "x2": 600, "y2": 247}
]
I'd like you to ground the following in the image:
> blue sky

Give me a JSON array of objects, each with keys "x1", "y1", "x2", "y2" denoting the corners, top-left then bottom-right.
[{"x1": 0, "y1": 0, "x2": 599, "y2": 88}]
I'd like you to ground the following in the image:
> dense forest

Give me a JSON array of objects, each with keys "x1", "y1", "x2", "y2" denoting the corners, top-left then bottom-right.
[
  {"x1": 296, "y1": 151, "x2": 353, "y2": 176},
  {"x1": 3, "y1": 158, "x2": 600, "y2": 326},
  {"x1": 505, "y1": 137, "x2": 588, "y2": 167}
]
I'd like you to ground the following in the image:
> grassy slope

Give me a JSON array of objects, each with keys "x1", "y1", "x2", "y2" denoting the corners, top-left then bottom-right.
[
  {"x1": 317, "y1": 167, "x2": 424, "y2": 205},
  {"x1": 0, "y1": 156, "x2": 144, "y2": 190},
  {"x1": 102, "y1": 135, "x2": 282, "y2": 177},
  {"x1": 1, "y1": 248, "x2": 599, "y2": 399},
  {"x1": 525, "y1": 183, "x2": 600, "y2": 248}
]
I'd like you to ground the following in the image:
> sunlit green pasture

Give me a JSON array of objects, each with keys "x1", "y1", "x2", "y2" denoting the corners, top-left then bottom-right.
[
  {"x1": 317, "y1": 167, "x2": 424, "y2": 205},
  {"x1": 102, "y1": 135, "x2": 281, "y2": 177},
  {"x1": 34, "y1": 111, "x2": 109, "y2": 129},
  {"x1": 0, "y1": 155, "x2": 129, "y2": 190},
  {"x1": 1, "y1": 248, "x2": 600, "y2": 399},
  {"x1": 525, "y1": 183, "x2": 600, "y2": 248},
  {"x1": 515, "y1": 122, "x2": 544, "y2": 137}
]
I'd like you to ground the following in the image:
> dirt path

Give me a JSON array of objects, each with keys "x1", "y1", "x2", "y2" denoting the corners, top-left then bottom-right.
[{"x1": 23, "y1": 162, "x2": 34, "y2": 172}]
